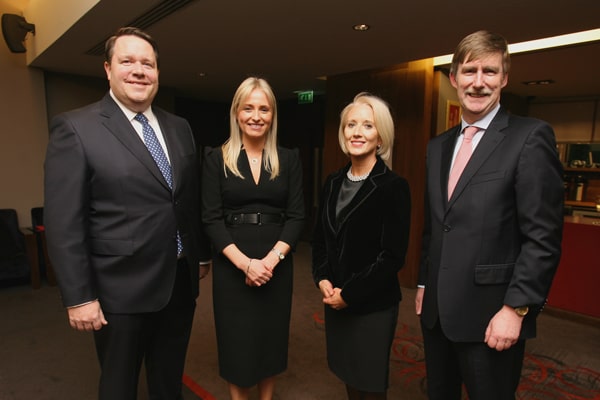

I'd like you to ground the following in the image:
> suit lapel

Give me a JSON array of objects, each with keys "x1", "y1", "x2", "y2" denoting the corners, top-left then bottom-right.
[
  {"x1": 99, "y1": 94, "x2": 171, "y2": 192},
  {"x1": 328, "y1": 159, "x2": 386, "y2": 233},
  {"x1": 440, "y1": 126, "x2": 459, "y2": 202},
  {"x1": 325, "y1": 172, "x2": 343, "y2": 233},
  {"x1": 154, "y1": 108, "x2": 182, "y2": 194}
]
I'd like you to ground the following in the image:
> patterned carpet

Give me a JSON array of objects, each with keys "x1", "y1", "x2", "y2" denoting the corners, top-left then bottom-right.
[
  {"x1": 1, "y1": 240, "x2": 597, "y2": 400},
  {"x1": 182, "y1": 374, "x2": 215, "y2": 400},
  {"x1": 310, "y1": 313, "x2": 600, "y2": 400}
]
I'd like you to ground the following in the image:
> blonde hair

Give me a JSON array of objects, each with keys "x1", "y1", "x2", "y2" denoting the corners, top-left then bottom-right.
[
  {"x1": 222, "y1": 77, "x2": 280, "y2": 179},
  {"x1": 338, "y1": 92, "x2": 394, "y2": 165}
]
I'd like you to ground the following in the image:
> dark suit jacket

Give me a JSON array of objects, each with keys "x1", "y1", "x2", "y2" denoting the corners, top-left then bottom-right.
[
  {"x1": 418, "y1": 107, "x2": 564, "y2": 342},
  {"x1": 44, "y1": 93, "x2": 211, "y2": 313},
  {"x1": 312, "y1": 158, "x2": 411, "y2": 314}
]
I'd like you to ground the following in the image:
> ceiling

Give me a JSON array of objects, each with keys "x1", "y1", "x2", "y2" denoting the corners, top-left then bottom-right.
[{"x1": 26, "y1": 0, "x2": 600, "y2": 102}]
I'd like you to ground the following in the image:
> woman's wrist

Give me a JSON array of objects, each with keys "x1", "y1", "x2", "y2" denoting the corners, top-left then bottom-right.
[{"x1": 245, "y1": 258, "x2": 253, "y2": 275}]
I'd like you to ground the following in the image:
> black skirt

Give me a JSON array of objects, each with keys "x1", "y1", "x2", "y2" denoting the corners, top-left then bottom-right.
[
  {"x1": 212, "y1": 223, "x2": 293, "y2": 387},
  {"x1": 324, "y1": 304, "x2": 399, "y2": 392}
]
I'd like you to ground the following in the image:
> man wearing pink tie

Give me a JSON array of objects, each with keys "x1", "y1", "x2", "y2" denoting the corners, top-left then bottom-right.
[{"x1": 415, "y1": 30, "x2": 564, "y2": 400}]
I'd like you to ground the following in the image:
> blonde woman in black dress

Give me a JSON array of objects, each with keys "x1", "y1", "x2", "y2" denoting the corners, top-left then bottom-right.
[
  {"x1": 201, "y1": 77, "x2": 304, "y2": 400},
  {"x1": 312, "y1": 93, "x2": 411, "y2": 400}
]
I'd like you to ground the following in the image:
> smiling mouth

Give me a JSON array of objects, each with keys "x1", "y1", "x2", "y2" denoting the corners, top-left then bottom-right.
[{"x1": 467, "y1": 91, "x2": 491, "y2": 98}]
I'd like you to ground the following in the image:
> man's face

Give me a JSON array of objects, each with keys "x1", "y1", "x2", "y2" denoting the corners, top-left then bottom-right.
[
  {"x1": 104, "y1": 35, "x2": 159, "y2": 112},
  {"x1": 450, "y1": 52, "x2": 508, "y2": 124}
]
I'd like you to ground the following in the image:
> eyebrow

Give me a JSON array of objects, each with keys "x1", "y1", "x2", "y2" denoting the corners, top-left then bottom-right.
[{"x1": 461, "y1": 64, "x2": 500, "y2": 73}]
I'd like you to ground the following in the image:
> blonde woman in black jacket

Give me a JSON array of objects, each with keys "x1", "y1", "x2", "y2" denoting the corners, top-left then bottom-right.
[{"x1": 312, "y1": 93, "x2": 411, "y2": 400}]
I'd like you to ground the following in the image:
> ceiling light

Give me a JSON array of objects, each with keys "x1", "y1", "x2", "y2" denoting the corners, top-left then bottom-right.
[
  {"x1": 353, "y1": 24, "x2": 369, "y2": 31},
  {"x1": 433, "y1": 28, "x2": 600, "y2": 66}
]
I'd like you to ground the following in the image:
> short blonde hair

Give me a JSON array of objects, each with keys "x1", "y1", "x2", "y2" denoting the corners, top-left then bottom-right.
[
  {"x1": 222, "y1": 77, "x2": 280, "y2": 179},
  {"x1": 338, "y1": 92, "x2": 394, "y2": 163}
]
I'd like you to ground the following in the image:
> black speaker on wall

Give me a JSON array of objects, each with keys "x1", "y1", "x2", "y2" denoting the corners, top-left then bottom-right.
[{"x1": 1, "y1": 13, "x2": 35, "y2": 53}]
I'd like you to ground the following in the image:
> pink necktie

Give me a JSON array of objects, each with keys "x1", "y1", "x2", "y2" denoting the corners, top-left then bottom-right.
[{"x1": 448, "y1": 126, "x2": 478, "y2": 198}]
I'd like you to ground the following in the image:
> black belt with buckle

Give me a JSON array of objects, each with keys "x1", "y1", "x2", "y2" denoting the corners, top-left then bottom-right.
[{"x1": 225, "y1": 213, "x2": 284, "y2": 225}]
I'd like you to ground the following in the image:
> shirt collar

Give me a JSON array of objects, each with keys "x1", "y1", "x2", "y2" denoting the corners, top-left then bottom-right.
[
  {"x1": 109, "y1": 90, "x2": 153, "y2": 122},
  {"x1": 460, "y1": 103, "x2": 501, "y2": 132}
]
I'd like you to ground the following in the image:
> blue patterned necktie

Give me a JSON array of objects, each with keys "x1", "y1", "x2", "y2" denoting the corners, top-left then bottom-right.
[
  {"x1": 134, "y1": 113, "x2": 183, "y2": 256},
  {"x1": 135, "y1": 113, "x2": 173, "y2": 189}
]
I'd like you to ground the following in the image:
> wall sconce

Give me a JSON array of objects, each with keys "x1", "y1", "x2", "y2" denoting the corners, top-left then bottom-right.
[{"x1": 1, "y1": 13, "x2": 36, "y2": 53}]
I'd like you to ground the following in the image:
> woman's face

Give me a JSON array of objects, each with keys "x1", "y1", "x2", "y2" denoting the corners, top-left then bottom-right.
[
  {"x1": 343, "y1": 103, "x2": 381, "y2": 160},
  {"x1": 237, "y1": 89, "x2": 273, "y2": 140}
]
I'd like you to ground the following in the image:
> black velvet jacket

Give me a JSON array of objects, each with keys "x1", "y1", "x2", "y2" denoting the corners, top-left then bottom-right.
[{"x1": 312, "y1": 157, "x2": 411, "y2": 314}]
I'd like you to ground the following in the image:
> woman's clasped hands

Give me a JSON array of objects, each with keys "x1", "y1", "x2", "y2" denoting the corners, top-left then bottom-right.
[
  {"x1": 318, "y1": 279, "x2": 348, "y2": 310},
  {"x1": 245, "y1": 258, "x2": 274, "y2": 287}
]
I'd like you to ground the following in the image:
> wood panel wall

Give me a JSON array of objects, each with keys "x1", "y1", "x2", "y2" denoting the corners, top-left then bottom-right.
[{"x1": 321, "y1": 59, "x2": 434, "y2": 288}]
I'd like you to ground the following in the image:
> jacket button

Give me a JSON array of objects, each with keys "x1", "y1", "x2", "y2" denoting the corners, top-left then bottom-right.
[{"x1": 443, "y1": 225, "x2": 451, "y2": 232}]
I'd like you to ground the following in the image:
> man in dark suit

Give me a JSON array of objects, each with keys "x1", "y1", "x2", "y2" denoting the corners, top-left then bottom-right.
[
  {"x1": 415, "y1": 30, "x2": 564, "y2": 400},
  {"x1": 44, "y1": 27, "x2": 211, "y2": 399}
]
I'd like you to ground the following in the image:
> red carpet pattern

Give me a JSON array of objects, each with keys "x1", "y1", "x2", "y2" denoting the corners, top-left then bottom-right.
[
  {"x1": 312, "y1": 313, "x2": 600, "y2": 399},
  {"x1": 183, "y1": 373, "x2": 216, "y2": 400},
  {"x1": 389, "y1": 323, "x2": 600, "y2": 400}
]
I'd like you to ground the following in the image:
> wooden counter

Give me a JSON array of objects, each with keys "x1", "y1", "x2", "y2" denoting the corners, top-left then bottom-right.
[
  {"x1": 564, "y1": 200, "x2": 597, "y2": 209},
  {"x1": 546, "y1": 216, "x2": 600, "y2": 318}
]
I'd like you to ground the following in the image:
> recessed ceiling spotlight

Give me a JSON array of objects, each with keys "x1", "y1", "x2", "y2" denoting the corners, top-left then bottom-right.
[
  {"x1": 198, "y1": 72, "x2": 206, "y2": 77},
  {"x1": 353, "y1": 24, "x2": 370, "y2": 31}
]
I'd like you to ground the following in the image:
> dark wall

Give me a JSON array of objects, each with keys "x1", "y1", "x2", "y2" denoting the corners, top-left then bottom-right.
[
  {"x1": 279, "y1": 96, "x2": 326, "y2": 235},
  {"x1": 174, "y1": 97, "x2": 230, "y2": 148}
]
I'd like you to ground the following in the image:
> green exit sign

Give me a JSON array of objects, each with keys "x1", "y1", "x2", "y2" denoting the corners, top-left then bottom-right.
[{"x1": 297, "y1": 91, "x2": 314, "y2": 104}]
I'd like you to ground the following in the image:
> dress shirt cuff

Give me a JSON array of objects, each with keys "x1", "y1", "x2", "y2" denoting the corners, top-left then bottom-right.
[{"x1": 67, "y1": 299, "x2": 98, "y2": 309}]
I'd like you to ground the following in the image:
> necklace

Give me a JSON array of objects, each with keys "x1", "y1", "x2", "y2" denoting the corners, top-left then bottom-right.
[
  {"x1": 346, "y1": 169, "x2": 370, "y2": 182},
  {"x1": 250, "y1": 158, "x2": 259, "y2": 164}
]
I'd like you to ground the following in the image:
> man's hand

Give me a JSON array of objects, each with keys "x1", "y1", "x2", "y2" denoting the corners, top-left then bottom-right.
[
  {"x1": 484, "y1": 305, "x2": 524, "y2": 351},
  {"x1": 67, "y1": 300, "x2": 108, "y2": 332}
]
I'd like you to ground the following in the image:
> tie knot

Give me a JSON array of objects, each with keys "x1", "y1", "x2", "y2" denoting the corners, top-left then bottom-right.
[
  {"x1": 135, "y1": 113, "x2": 149, "y2": 125},
  {"x1": 463, "y1": 125, "x2": 478, "y2": 140}
]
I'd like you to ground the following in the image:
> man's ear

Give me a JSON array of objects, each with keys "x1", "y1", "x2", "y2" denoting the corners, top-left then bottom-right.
[
  {"x1": 104, "y1": 61, "x2": 111, "y2": 80},
  {"x1": 449, "y1": 73, "x2": 458, "y2": 89},
  {"x1": 501, "y1": 73, "x2": 509, "y2": 89}
]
